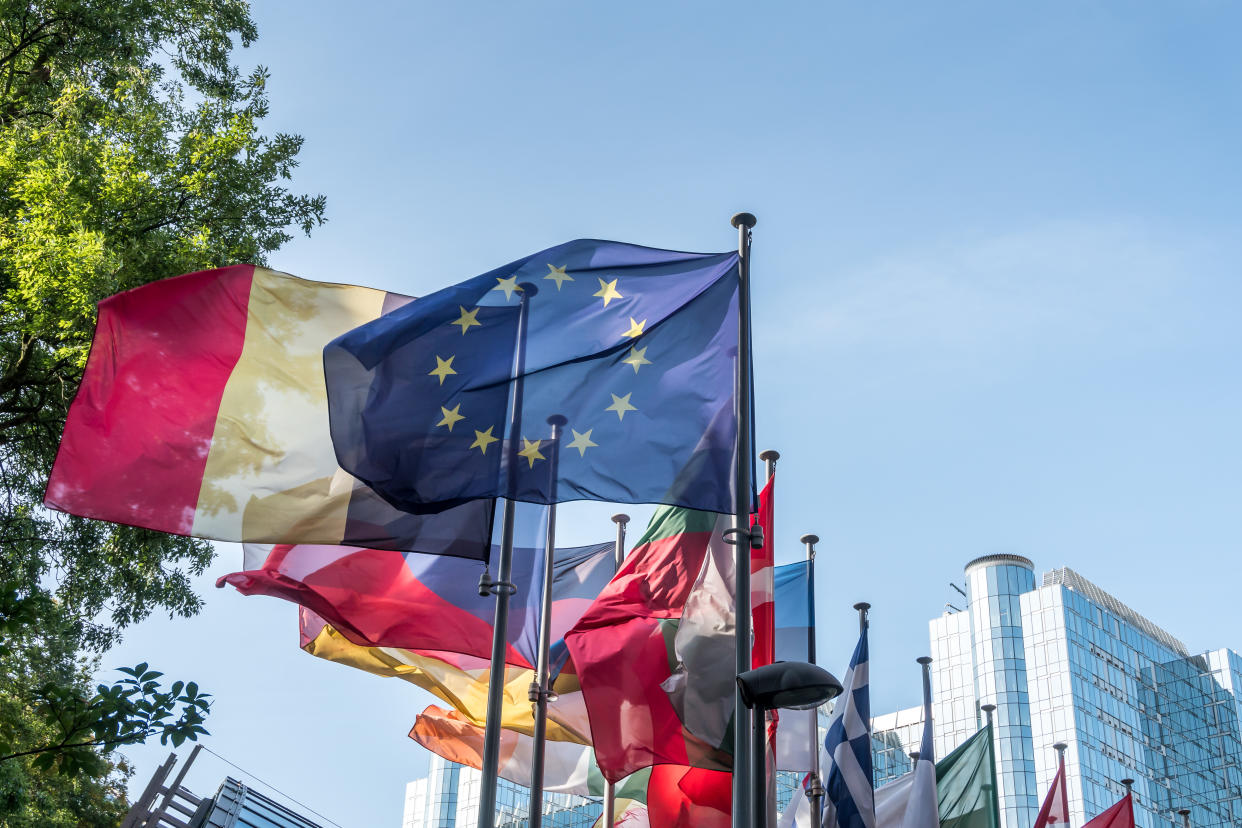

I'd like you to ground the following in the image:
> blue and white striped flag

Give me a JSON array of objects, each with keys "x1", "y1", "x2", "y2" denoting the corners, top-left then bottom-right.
[{"x1": 821, "y1": 624, "x2": 875, "y2": 828}]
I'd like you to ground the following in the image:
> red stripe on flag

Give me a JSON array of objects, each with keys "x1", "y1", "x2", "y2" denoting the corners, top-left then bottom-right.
[
  {"x1": 45, "y1": 266, "x2": 254, "y2": 534},
  {"x1": 751, "y1": 478, "x2": 775, "y2": 668},
  {"x1": 221, "y1": 545, "x2": 530, "y2": 667},
  {"x1": 647, "y1": 765, "x2": 731, "y2": 828}
]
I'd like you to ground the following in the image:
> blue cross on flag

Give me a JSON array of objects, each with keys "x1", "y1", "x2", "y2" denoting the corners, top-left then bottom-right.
[{"x1": 323, "y1": 239, "x2": 742, "y2": 514}]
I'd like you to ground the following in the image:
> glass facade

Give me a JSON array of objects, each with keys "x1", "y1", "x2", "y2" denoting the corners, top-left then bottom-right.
[
  {"x1": 402, "y1": 756, "x2": 601, "y2": 828},
  {"x1": 871, "y1": 558, "x2": 1242, "y2": 828}
]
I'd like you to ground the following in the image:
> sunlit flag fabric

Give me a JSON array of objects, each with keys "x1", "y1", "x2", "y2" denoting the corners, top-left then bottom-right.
[
  {"x1": 564, "y1": 480, "x2": 774, "y2": 783},
  {"x1": 933, "y1": 724, "x2": 998, "y2": 828},
  {"x1": 43, "y1": 264, "x2": 493, "y2": 558},
  {"x1": 822, "y1": 621, "x2": 875, "y2": 828},
  {"x1": 563, "y1": 505, "x2": 731, "y2": 781},
  {"x1": 869, "y1": 725, "x2": 997, "y2": 828},
  {"x1": 408, "y1": 704, "x2": 651, "y2": 800},
  {"x1": 901, "y1": 664, "x2": 939, "y2": 828},
  {"x1": 774, "y1": 560, "x2": 816, "y2": 772},
  {"x1": 219, "y1": 505, "x2": 613, "y2": 667},
  {"x1": 645, "y1": 765, "x2": 732, "y2": 828},
  {"x1": 323, "y1": 239, "x2": 741, "y2": 513},
  {"x1": 1081, "y1": 791, "x2": 1135, "y2": 828},
  {"x1": 298, "y1": 609, "x2": 592, "y2": 743},
  {"x1": 1033, "y1": 756, "x2": 1069, "y2": 828}
]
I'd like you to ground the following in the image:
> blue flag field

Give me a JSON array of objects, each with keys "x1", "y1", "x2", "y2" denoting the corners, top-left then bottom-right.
[{"x1": 324, "y1": 239, "x2": 742, "y2": 513}]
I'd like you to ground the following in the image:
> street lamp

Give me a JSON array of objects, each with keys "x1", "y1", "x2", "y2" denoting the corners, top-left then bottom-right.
[{"x1": 737, "y1": 662, "x2": 844, "y2": 828}]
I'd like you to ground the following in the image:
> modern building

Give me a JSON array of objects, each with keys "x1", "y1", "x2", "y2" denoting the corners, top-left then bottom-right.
[
  {"x1": 870, "y1": 554, "x2": 1242, "y2": 828},
  {"x1": 122, "y1": 746, "x2": 329, "y2": 828},
  {"x1": 402, "y1": 755, "x2": 600, "y2": 828}
]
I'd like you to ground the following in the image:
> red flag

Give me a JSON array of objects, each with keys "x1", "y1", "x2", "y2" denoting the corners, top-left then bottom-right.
[
  {"x1": 646, "y1": 765, "x2": 731, "y2": 828},
  {"x1": 1034, "y1": 760, "x2": 1071, "y2": 827},
  {"x1": 565, "y1": 480, "x2": 775, "y2": 782},
  {"x1": 1082, "y1": 792, "x2": 1135, "y2": 828},
  {"x1": 751, "y1": 472, "x2": 775, "y2": 669}
]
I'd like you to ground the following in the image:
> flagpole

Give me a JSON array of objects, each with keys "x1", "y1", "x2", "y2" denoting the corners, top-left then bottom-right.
[
  {"x1": 527, "y1": 414, "x2": 566, "y2": 828},
  {"x1": 982, "y1": 704, "x2": 1001, "y2": 828},
  {"x1": 603, "y1": 513, "x2": 629, "y2": 828},
  {"x1": 730, "y1": 211, "x2": 757, "y2": 828},
  {"x1": 801, "y1": 533, "x2": 823, "y2": 828},
  {"x1": 478, "y1": 283, "x2": 536, "y2": 828}
]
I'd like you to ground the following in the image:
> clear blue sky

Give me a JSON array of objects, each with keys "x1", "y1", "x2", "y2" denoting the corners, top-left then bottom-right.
[{"x1": 105, "y1": 2, "x2": 1242, "y2": 825}]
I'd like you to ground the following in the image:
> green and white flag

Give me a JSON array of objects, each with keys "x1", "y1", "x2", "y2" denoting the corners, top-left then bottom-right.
[
  {"x1": 935, "y1": 723, "x2": 999, "y2": 828},
  {"x1": 874, "y1": 724, "x2": 998, "y2": 828}
]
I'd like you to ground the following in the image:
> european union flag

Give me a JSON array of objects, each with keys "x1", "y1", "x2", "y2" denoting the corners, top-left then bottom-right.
[{"x1": 324, "y1": 239, "x2": 741, "y2": 514}]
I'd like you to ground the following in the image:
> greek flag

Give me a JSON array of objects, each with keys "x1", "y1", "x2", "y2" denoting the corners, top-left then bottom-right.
[{"x1": 821, "y1": 624, "x2": 875, "y2": 828}]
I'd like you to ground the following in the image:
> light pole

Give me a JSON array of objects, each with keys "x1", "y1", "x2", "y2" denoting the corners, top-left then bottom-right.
[{"x1": 737, "y1": 662, "x2": 844, "y2": 828}]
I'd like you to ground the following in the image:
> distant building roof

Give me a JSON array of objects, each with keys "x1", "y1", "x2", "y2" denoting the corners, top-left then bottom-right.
[{"x1": 189, "y1": 778, "x2": 327, "y2": 828}]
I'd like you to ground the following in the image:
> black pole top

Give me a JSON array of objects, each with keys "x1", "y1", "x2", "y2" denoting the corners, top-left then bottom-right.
[
  {"x1": 611, "y1": 513, "x2": 630, "y2": 525},
  {"x1": 917, "y1": 656, "x2": 933, "y2": 666},
  {"x1": 731, "y1": 212, "x2": 757, "y2": 229},
  {"x1": 759, "y1": 449, "x2": 780, "y2": 462},
  {"x1": 980, "y1": 703, "x2": 996, "y2": 713},
  {"x1": 518, "y1": 281, "x2": 540, "y2": 297},
  {"x1": 547, "y1": 414, "x2": 568, "y2": 427},
  {"x1": 800, "y1": 533, "x2": 819, "y2": 546},
  {"x1": 1121, "y1": 778, "x2": 1135, "y2": 791},
  {"x1": 853, "y1": 601, "x2": 871, "y2": 612},
  {"x1": 1053, "y1": 742, "x2": 1068, "y2": 752}
]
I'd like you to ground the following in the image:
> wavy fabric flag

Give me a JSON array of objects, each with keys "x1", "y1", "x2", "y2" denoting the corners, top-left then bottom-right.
[
  {"x1": 409, "y1": 705, "x2": 651, "y2": 800},
  {"x1": 645, "y1": 765, "x2": 732, "y2": 828},
  {"x1": 1081, "y1": 793, "x2": 1134, "y2": 828},
  {"x1": 44, "y1": 264, "x2": 493, "y2": 558},
  {"x1": 219, "y1": 513, "x2": 612, "y2": 666},
  {"x1": 299, "y1": 609, "x2": 591, "y2": 743},
  {"x1": 324, "y1": 239, "x2": 741, "y2": 514},
  {"x1": 565, "y1": 480, "x2": 774, "y2": 782}
]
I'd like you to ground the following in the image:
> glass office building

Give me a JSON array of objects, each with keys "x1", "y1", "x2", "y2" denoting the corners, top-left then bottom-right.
[
  {"x1": 402, "y1": 756, "x2": 600, "y2": 828},
  {"x1": 870, "y1": 554, "x2": 1242, "y2": 828}
]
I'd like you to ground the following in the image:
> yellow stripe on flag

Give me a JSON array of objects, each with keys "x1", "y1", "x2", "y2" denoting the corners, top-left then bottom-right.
[
  {"x1": 303, "y1": 622, "x2": 591, "y2": 744},
  {"x1": 194, "y1": 267, "x2": 390, "y2": 542}
]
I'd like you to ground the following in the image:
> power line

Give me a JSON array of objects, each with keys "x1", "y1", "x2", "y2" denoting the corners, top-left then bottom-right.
[{"x1": 198, "y1": 744, "x2": 347, "y2": 828}]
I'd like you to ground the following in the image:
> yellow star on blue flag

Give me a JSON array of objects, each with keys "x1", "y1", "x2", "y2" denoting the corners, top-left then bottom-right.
[{"x1": 324, "y1": 239, "x2": 743, "y2": 512}]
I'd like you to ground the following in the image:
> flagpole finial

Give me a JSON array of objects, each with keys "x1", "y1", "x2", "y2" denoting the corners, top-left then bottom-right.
[
  {"x1": 917, "y1": 656, "x2": 933, "y2": 666},
  {"x1": 547, "y1": 414, "x2": 567, "y2": 427},
  {"x1": 980, "y1": 703, "x2": 996, "y2": 725},
  {"x1": 731, "y1": 212, "x2": 757, "y2": 229},
  {"x1": 1120, "y1": 778, "x2": 1135, "y2": 792},
  {"x1": 800, "y1": 533, "x2": 819, "y2": 546},
  {"x1": 853, "y1": 601, "x2": 871, "y2": 633},
  {"x1": 759, "y1": 449, "x2": 779, "y2": 482},
  {"x1": 611, "y1": 513, "x2": 630, "y2": 526},
  {"x1": 1178, "y1": 808, "x2": 1191, "y2": 828},
  {"x1": 1053, "y1": 741, "x2": 1068, "y2": 754}
]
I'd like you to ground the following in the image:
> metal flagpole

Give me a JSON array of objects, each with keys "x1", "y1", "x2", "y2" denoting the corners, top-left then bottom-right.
[
  {"x1": 527, "y1": 414, "x2": 567, "y2": 828},
  {"x1": 729, "y1": 210, "x2": 757, "y2": 828},
  {"x1": 602, "y1": 513, "x2": 630, "y2": 828},
  {"x1": 477, "y1": 283, "x2": 536, "y2": 828},
  {"x1": 757, "y1": 449, "x2": 778, "y2": 828},
  {"x1": 800, "y1": 533, "x2": 823, "y2": 828},
  {"x1": 982, "y1": 704, "x2": 1001, "y2": 828}
]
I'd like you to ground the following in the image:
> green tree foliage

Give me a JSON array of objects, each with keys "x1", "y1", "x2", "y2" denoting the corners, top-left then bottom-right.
[{"x1": 0, "y1": 0, "x2": 325, "y2": 819}]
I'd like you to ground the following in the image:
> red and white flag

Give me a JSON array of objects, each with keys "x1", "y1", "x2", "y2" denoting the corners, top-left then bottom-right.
[{"x1": 1034, "y1": 761, "x2": 1071, "y2": 827}]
